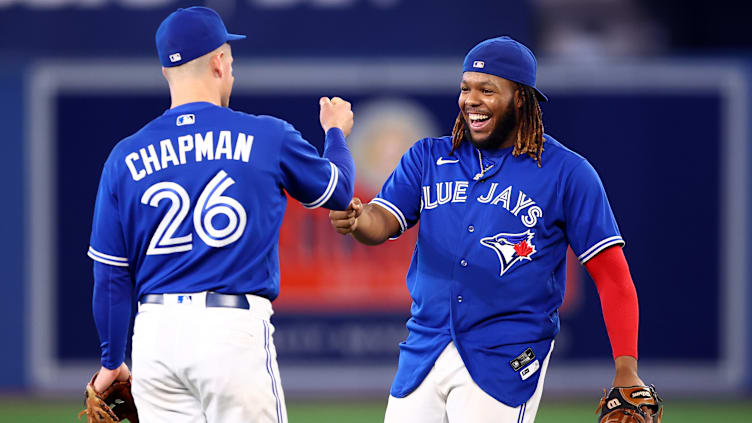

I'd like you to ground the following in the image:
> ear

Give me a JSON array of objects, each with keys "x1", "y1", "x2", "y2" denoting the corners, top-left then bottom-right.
[
  {"x1": 161, "y1": 67, "x2": 168, "y2": 80},
  {"x1": 210, "y1": 50, "x2": 225, "y2": 78},
  {"x1": 514, "y1": 87, "x2": 524, "y2": 109}
]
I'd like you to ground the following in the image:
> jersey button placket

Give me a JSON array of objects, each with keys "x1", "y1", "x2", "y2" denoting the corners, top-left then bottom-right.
[
  {"x1": 456, "y1": 260, "x2": 467, "y2": 305},
  {"x1": 468, "y1": 225, "x2": 474, "y2": 233}
]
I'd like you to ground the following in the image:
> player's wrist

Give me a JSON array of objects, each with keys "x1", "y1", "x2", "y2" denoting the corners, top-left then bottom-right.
[
  {"x1": 93, "y1": 367, "x2": 118, "y2": 393},
  {"x1": 325, "y1": 126, "x2": 345, "y2": 136},
  {"x1": 613, "y1": 357, "x2": 644, "y2": 387}
]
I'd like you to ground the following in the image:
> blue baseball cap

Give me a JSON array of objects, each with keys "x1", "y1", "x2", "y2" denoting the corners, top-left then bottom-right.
[
  {"x1": 156, "y1": 7, "x2": 246, "y2": 68},
  {"x1": 463, "y1": 36, "x2": 548, "y2": 102}
]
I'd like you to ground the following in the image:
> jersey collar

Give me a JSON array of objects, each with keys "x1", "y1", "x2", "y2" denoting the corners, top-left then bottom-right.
[{"x1": 162, "y1": 101, "x2": 218, "y2": 116}]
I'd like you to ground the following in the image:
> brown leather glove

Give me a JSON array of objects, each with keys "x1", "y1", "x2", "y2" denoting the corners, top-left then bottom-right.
[
  {"x1": 78, "y1": 372, "x2": 139, "y2": 423},
  {"x1": 596, "y1": 385, "x2": 663, "y2": 423}
]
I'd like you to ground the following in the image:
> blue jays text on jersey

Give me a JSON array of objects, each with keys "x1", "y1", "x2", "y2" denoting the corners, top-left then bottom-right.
[
  {"x1": 88, "y1": 101, "x2": 354, "y2": 303},
  {"x1": 371, "y1": 134, "x2": 623, "y2": 407}
]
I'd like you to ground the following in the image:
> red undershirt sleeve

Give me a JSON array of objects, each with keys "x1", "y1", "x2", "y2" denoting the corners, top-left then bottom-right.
[{"x1": 584, "y1": 245, "x2": 639, "y2": 360}]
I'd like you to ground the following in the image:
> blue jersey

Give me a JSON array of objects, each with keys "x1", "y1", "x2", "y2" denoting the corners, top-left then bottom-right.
[
  {"x1": 372, "y1": 134, "x2": 623, "y2": 406},
  {"x1": 88, "y1": 101, "x2": 352, "y2": 301}
]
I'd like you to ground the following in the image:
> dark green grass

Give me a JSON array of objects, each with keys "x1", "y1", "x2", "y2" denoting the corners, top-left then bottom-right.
[{"x1": 0, "y1": 398, "x2": 750, "y2": 422}]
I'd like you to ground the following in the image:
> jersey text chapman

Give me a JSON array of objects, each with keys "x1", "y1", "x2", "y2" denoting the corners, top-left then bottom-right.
[{"x1": 124, "y1": 130, "x2": 254, "y2": 181}]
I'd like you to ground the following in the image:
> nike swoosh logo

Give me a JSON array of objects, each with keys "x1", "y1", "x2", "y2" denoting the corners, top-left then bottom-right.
[{"x1": 436, "y1": 157, "x2": 459, "y2": 165}]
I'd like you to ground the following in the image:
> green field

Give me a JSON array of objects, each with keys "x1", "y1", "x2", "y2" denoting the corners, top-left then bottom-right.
[{"x1": 1, "y1": 398, "x2": 751, "y2": 422}]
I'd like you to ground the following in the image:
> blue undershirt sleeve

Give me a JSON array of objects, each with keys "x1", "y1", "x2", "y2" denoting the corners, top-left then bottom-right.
[
  {"x1": 92, "y1": 261, "x2": 133, "y2": 370},
  {"x1": 321, "y1": 128, "x2": 355, "y2": 210}
]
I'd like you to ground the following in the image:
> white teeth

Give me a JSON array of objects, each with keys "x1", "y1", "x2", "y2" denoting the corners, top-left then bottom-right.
[{"x1": 469, "y1": 113, "x2": 489, "y2": 121}]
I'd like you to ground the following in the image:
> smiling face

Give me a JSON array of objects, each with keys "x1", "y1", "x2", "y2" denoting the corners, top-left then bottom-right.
[{"x1": 459, "y1": 71, "x2": 520, "y2": 150}]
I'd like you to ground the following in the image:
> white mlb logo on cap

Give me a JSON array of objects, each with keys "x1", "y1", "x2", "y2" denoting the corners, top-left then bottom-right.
[
  {"x1": 473, "y1": 60, "x2": 485, "y2": 68},
  {"x1": 169, "y1": 53, "x2": 182, "y2": 63}
]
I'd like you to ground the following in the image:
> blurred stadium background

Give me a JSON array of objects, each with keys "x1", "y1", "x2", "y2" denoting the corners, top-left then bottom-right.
[{"x1": 1, "y1": 0, "x2": 751, "y2": 421}]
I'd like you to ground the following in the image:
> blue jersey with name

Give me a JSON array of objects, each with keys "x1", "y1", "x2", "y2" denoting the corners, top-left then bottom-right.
[
  {"x1": 88, "y1": 102, "x2": 350, "y2": 301},
  {"x1": 372, "y1": 134, "x2": 623, "y2": 406}
]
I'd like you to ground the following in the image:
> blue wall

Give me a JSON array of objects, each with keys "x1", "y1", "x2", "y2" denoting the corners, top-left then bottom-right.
[
  {"x1": 747, "y1": 65, "x2": 752, "y2": 392},
  {"x1": 0, "y1": 65, "x2": 25, "y2": 388},
  {"x1": 0, "y1": 0, "x2": 532, "y2": 59}
]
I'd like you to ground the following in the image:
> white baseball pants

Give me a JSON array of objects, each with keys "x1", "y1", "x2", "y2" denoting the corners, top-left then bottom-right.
[
  {"x1": 384, "y1": 341, "x2": 553, "y2": 423},
  {"x1": 130, "y1": 293, "x2": 287, "y2": 423}
]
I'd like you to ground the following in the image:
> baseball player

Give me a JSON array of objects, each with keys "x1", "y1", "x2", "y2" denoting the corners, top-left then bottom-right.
[
  {"x1": 84, "y1": 7, "x2": 355, "y2": 423},
  {"x1": 329, "y1": 36, "x2": 660, "y2": 423}
]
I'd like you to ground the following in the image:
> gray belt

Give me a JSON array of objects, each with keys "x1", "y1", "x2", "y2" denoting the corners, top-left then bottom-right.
[{"x1": 140, "y1": 292, "x2": 250, "y2": 309}]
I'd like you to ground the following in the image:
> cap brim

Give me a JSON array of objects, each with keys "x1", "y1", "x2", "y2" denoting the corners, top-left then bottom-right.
[
  {"x1": 534, "y1": 87, "x2": 548, "y2": 102},
  {"x1": 226, "y1": 33, "x2": 246, "y2": 41}
]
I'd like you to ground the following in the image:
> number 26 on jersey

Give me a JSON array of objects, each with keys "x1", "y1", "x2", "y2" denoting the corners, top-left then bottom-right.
[{"x1": 140, "y1": 170, "x2": 247, "y2": 255}]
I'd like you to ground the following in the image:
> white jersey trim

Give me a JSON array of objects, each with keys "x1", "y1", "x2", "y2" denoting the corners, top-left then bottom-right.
[
  {"x1": 87, "y1": 246, "x2": 129, "y2": 267},
  {"x1": 302, "y1": 162, "x2": 339, "y2": 209},
  {"x1": 370, "y1": 198, "x2": 407, "y2": 234},
  {"x1": 578, "y1": 236, "x2": 625, "y2": 263}
]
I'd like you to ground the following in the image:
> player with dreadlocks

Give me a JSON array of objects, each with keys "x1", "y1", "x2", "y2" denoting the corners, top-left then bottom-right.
[{"x1": 329, "y1": 36, "x2": 660, "y2": 423}]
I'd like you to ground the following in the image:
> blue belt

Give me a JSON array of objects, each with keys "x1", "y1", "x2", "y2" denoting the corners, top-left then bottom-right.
[{"x1": 140, "y1": 292, "x2": 250, "y2": 309}]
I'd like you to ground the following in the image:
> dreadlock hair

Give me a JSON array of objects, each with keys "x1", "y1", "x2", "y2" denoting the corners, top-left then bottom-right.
[{"x1": 450, "y1": 83, "x2": 545, "y2": 167}]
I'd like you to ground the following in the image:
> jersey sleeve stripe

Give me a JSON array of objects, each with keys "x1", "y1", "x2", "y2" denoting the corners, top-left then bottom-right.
[
  {"x1": 88, "y1": 246, "x2": 128, "y2": 263},
  {"x1": 87, "y1": 250, "x2": 129, "y2": 267},
  {"x1": 578, "y1": 236, "x2": 625, "y2": 263},
  {"x1": 302, "y1": 162, "x2": 339, "y2": 209},
  {"x1": 370, "y1": 198, "x2": 407, "y2": 234}
]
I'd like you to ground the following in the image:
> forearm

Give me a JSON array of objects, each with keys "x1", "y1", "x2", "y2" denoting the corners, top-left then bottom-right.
[
  {"x1": 322, "y1": 128, "x2": 355, "y2": 210},
  {"x1": 585, "y1": 246, "x2": 639, "y2": 360},
  {"x1": 585, "y1": 246, "x2": 645, "y2": 386},
  {"x1": 92, "y1": 262, "x2": 133, "y2": 370},
  {"x1": 351, "y1": 203, "x2": 398, "y2": 245}
]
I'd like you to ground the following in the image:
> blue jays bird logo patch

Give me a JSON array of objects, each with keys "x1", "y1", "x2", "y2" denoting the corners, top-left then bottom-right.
[{"x1": 480, "y1": 230, "x2": 537, "y2": 277}]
